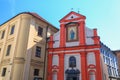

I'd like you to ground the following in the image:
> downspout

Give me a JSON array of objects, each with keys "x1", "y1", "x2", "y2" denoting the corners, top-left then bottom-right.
[{"x1": 43, "y1": 25, "x2": 49, "y2": 80}]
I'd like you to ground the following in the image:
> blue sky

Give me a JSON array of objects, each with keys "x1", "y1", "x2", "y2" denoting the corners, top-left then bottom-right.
[{"x1": 0, "y1": 0, "x2": 120, "y2": 50}]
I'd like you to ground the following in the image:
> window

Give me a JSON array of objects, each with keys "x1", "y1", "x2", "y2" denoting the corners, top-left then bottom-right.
[
  {"x1": 52, "y1": 72, "x2": 57, "y2": 80},
  {"x1": 103, "y1": 55, "x2": 105, "y2": 62},
  {"x1": 6, "y1": 45, "x2": 11, "y2": 56},
  {"x1": 1, "y1": 68, "x2": 6, "y2": 77},
  {"x1": 10, "y1": 25, "x2": 15, "y2": 35},
  {"x1": 34, "y1": 69, "x2": 39, "y2": 76},
  {"x1": 35, "y1": 46, "x2": 41, "y2": 57},
  {"x1": 108, "y1": 66, "x2": 112, "y2": 76},
  {"x1": 69, "y1": 56, "x2": 76, "y2": 67},
  {"x1": 89, "y1": 71, "x2": 95, "y2": 80},
  {"x1": 1, "y1": 30, "x2": 5, "y2": 39},
  {"x1": 38, "y1": 27, "x2": 43, "y2": 37}
]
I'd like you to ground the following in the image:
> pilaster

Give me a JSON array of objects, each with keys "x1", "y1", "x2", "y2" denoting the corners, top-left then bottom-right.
[
  {"x1": 60, "y1": 24, "x2": 66, "y2": 47},
  {"x1": 81, "y1": 52, "x2": 87, "y2": 80},
  {"x1": 58, "y1": 53, "x2": 64, "y2": 80},
  {"x1": 47, "y1": 54, "x2": 53, "y2": 80},
  {"x1": 93, "y1": 29, "x2": 100, "y2": 45},
  {"x1": 79, "y1": 21, "x2": 86, "y2": 45},
  {"x1": 48, "y1": 35, "x2": 54, "y2": 48},
  {"x1": 95, "y1": 50, "x2": 102, "y2": 80}
]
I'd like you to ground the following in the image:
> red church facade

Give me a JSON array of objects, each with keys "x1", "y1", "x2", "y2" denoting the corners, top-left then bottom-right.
[{"x1": 47, "y1": 11, "x2": 103, "y2": 80}]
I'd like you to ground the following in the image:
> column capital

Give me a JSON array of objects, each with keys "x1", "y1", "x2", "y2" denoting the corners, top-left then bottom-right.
[
  {"x1": 94, "y1": 50, "x2": 100, "y2": 54},
  {"x1": 80, "y1": 52, "x2": 87, "y2": 56},
  {"x1": 58, "y1": 53, "x2": 63, "y2": 56},
  {"x1": 60, "y1": 23, "x2": 65, "y2": 28}
]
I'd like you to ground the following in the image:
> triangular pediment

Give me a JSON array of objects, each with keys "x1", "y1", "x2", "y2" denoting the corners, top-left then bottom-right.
[
  {"x1": 65, "y1": 14, "x2": 80, "y2": 20},
  {"x1": 59, "y1": 11, "x2": 86, "y2": 23}
]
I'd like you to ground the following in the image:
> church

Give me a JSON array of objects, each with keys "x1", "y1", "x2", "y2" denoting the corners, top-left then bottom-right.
[{"x1": 47, "y1": 11, "x2": 102, "y2": 80}]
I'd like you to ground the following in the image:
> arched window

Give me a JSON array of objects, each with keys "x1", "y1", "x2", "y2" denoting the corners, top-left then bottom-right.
[
  {"x1": 52, "y1": 72, "x2": 57, "y2": 80},
  {"x1": 69, "y1": 56, "x2": 76, "y2": 67}
]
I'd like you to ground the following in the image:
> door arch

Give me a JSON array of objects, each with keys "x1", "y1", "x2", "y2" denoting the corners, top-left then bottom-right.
[{"x1": 65, "y1": 69, "x2": 80, "y2": 80}]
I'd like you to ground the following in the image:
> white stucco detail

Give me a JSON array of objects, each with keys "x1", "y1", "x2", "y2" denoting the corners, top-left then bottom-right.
[
  {"x1": 65, "y1": 14, "x2": 79, "y2": 20},
  {"x1": 66, "y1": 41, "x2": 79, "y2": 47},
  {"x1": 64, "y1": 53, "x2": 81, "y2": 80},
  {"x1": 60, "y1": 19, "x2": 85, "y2": 24},
  {"x1": 53, "y1": 31, "x2": 60, "y2": 48},
  {"x1": 52, "y1": 55, "x2": 59, "y2": 66},
  {"x1": 49, "y1": 48, "x2": 100, "y2": 54},
  {"x1": 85, "y1": 27, "x2": 94, "y2": 45},
  {"x1": 87, "y1": 52, "x2": 96, "y2": 65}
]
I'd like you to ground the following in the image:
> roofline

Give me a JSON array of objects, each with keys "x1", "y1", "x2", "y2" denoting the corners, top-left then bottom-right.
[
  {"x1": 59, "y1": 11, "x2": 86, "y2": 23},
  {"x1": 0, "y1": 12, "x2": 59, "y2": 31},
  {"x1": 113, "y1": 50, "x2": 120, "y2": 52}
]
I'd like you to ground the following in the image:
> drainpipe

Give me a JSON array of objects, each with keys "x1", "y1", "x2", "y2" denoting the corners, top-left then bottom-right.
[{"x1": 43, "y1": 25, "x2": 49, "y2": 80}]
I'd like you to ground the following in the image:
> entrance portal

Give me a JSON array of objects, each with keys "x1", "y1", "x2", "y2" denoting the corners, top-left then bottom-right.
[
  {"x1": 73, "y1": 77, "x2": 77, "y2": 80},
  {"x1": 65, "y1": 69, "x2": 80, "y2": 80},
  {"x1": 67, "y1": 77, "x2": 77, "y2": 80}
]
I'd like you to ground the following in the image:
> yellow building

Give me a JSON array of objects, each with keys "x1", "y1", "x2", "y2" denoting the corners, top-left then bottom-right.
[{"x1": 0, "y1": 12, "x2": 58, "y2": 80}]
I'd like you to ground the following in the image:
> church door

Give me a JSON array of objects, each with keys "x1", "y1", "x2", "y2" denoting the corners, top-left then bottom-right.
[{"x1": 65, "y1": 69, "x2": 80, "y2": 80}]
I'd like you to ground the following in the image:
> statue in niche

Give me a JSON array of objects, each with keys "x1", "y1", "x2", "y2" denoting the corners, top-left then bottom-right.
[
  {"x1": 70, "y1": 29, "x2": 75, "y2": 40},
  {"x1": 66, "y1": 23, "x2": 78, "y2": 42}
]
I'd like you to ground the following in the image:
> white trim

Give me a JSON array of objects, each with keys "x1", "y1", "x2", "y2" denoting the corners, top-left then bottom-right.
[
  {"x1": 60, "y1": 19, "x2": 85, "y2": 24},
  {"x1": 49, "y1": 48, "x2": 99, "y2": 54}
]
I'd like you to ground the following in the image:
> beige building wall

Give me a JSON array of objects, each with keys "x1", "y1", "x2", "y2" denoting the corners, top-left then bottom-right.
[
  {"x1": 114, "y1": 50, "x2": 120, "y2": 76},
  {"x1": 0, "y1": 12, "x2": 58, "y2": 80},
  {"x1": 101, "y1": 54, "x2": 109, "y2": 80}
]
